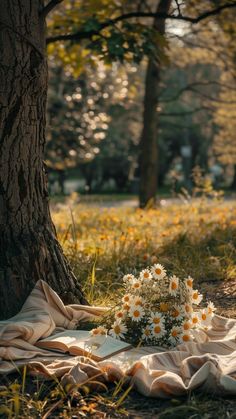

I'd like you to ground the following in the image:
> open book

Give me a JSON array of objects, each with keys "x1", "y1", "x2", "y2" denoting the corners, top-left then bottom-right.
[{"x1": 36, "y1": 330, "x2": 132, "y2": 361}]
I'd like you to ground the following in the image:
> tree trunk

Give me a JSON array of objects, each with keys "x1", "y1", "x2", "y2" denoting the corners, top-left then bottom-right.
[
  {"x1": 0, "y1": 0, "x2": 87, "y2": 320},
  {"x1": 139, "y1": 0, "x2": 171, "y2": 208}
]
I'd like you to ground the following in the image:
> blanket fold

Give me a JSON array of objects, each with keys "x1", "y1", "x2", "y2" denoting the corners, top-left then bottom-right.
[{"x1": 0, "y1": 279, "x2": 235, "y2": 398}]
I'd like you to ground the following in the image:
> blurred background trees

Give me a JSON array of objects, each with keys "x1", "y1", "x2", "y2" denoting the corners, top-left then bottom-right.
[{"x1": 45, "y1": 0, "x2": 236, "y2": 204}]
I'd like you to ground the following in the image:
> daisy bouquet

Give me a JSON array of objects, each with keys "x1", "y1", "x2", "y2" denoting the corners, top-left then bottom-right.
[{"x1": 93, "y1": 263, "x2": 216, "y2": 347}]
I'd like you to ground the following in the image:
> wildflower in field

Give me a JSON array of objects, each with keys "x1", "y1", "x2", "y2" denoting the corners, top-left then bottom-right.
[
  {"x1": 140, "y1": 269, "x2": 152, "y2": 282},
  {"x1": 199, "y1": 309, "x2": 212, "y2": 326},
  {"x1": 115, "y1": 310, "x2": 126, "y2": 321},
  {"x1": 179, "y1": 332, "x2": 192, "y2": 343},
  {"x1": 149, "y1": 312, "x2": 164, "y2": 325},
  {"x1": 169, "y1": 326, "x2": 181, "y2": 345},
  {"x1": 207, "y1": 301, "x2": 216, "y2": 316},
  {"x1": 129, "y1": 306, "x2": 145, "y2": 322},
  {"x1": 123, "y1": 274, "x2": 135, "y2": 284},
  {"x1": 185, "y1": 276, "x2": 194, "y2": 290},
  {"x1": 131, "y1": 279, "x2": 142, "y2": 291},
  {"x1": 171, "y1": 306, "x2": 183, "y2": 320},
  {"x1": 169, "y1": 275, "x2": 179, "y2": 295},
  {"x1": 110, "y1": 321, "x2": 127, "y2": 340},
  {"x1": 132, "y1": 296, "x2": 144, "y2": 306},
  {"x1": 182, "y1": 320, "x2": 192, "y2": 331},
  {"x1": 191, "y1": 290, "x2": 203, "y2": 305},
  {"x1": 142, "y1": 326, "x2": 152, "y2": 341},
  {"x1": 122, "y1": 303, "x2": 131, "y2": 311},
  {"x1": 122, "y1": 294, "x2": 132, "y2": 304},
  {"x1": 151, "y1": 264, "x2": 166, "y2": 280},
  {"x1": 184, "y1": 303, "x2": 193, "y2": 317},
  {"x1": 191, "y1": 312, "x2": 200, "y2": 327},
  {"x1": 152, "y1": 323, "x2": 166, "y2": 338}
]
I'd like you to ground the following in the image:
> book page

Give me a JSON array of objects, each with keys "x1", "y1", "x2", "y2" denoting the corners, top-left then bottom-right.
[{"x1": 37, "y1": 330, "x2": 131, "y2": 360}]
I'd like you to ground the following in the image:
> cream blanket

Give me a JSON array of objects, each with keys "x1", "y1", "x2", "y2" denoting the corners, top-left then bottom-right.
[{"x1": 0, "y1": 280, "x2": 235, "y2": 397}]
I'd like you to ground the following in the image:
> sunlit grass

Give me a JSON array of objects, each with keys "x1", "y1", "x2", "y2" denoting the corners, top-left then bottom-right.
[{"x1": 51, "y1": 196, "x2": 236, "y2": 306}]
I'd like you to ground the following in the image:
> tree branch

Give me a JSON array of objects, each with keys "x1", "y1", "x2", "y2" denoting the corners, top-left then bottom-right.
[
  {"x1": 46, "y1": 2, "x2": 236, "y2": 44},
  {"x1": 41, "y1": 0, "x2": 64, "y2": 19}
]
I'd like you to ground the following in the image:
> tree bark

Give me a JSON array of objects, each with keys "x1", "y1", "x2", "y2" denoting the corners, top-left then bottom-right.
[
  {"x1": 0, "y1": 0, "x2": 87, "y2": 319},
  {"x1": 139, "y1": 0, "x2": 171, "y2": 208}
]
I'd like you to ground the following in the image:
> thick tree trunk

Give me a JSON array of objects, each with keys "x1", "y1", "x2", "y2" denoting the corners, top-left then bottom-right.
[
  {"x1": 139, "y1": 0, "x2": 171, "y2": 208},
  {"x1": 0, "y1": 0, "x2": 87, "y2": 319}
]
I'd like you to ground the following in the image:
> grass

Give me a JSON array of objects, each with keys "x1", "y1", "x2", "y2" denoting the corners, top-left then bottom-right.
[
  {"x1": 1, "y1": 196, "x2": 236, "y2": 418},
  {"x1": 52, "y1": 196, "x2": 236, "y2": 311}
]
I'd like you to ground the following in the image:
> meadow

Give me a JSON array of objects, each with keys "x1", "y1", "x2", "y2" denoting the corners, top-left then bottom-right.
[{"x1": 1, "y1": 196, "x2": 236, "y2": 418}]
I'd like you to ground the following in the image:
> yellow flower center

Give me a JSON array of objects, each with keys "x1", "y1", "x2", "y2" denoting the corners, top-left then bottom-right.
[
  {"x1": 171, "y1": 330, "x2": 178, "y2": 337},
  {"x1": 192, "y1": 317, "x2": 198, "y2": 324},
  {"x1": 144, "y1": 329, "x2": 150, "y2": 336},
  {"x1": 153, "y1": 317, "x2": 161, "y2": 324},
  {"x1": 124, "y1": 296, "x2": 129, "y2": 302},
  {"x1": 144, "y1": 272, "x2": 149, "y2": 279},
  {"x1": 187, "y1": 280, "x2": 193, "y2": 287},
  {"x1": 202, "y1": 313, "x2": 207, "y2": 320},
  {"x1": 134, "y1": 282, "x2": 140, "y2": 288},
  {"x1": 185, "y1": 305, "x2": 191, "y2": 313},
  {"x1": 183, "y1": 322, "x2": 190, "y2": 330},
  {"x1": 123, "y1": 303, "x2": 130, "y2": 311},
  {"x1": 155, "y1": 268, "x2": 162, "y2": 275},
  {"x1": 154, "y1": 326, "x2": 161, "y2": 334},
  {"x1": 193, "y1": 293, "x2": 198, "y2": 300},
  {"x1": 114, "y1": 325, "x2": 121, "y2": 334},
  {"x1": 172, "y1": 310, "x2": 180, "y2": 318},
  {"x1": 183, "y1": 334, "x2": 190, "y2": 342},
  {"x1": 171, "y1": 282, "x2": 177, "y2": 290},
  {"x1": 117, "y1": 312, "x2": 123, "y2": 318},
  {"x1": 93, "y1": 329, "x2": 99, "y2": 335},
  {"x1": 133, "y1": 310, "x2": 140, "y2": 317}
]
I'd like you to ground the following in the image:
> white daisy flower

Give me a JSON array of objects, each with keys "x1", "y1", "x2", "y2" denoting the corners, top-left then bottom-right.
[
  {"x1": 122, "y1": 302, "x2": 131, "y2": 312},
  {"x1": 171, "y1": 306, "x2": 184, "y2": 321},
  {"x1": 132, "y1": 295, "x2": 144, "y2": 307},
  {"x1": 140, "y1": 269, "x2": 152, "y2": 282},
  {"x1": 185, "y1": 276, "x2": 194, "y2": 290},
  {"x1": 184, "y1": 303, "x2": 193, "y2": 317},
  {"x1": 199, "y1": 309, "x2": 212, "y2": 326},
  {"x1": 179, "y1": 332, "x2": 193, "y2": 343},
  {"x1": 151, "y1": 264, "x2": 166, "y2": 280},
  {"x1": 149, "y1": 312, "x2": 164, "y2": 325},
  {"x1": 182, "y1": 320, "x2": 192, "y2": 332},
  {"x1": 115, "y1": 309, "x2": 126, "y2": 321},
  {"x1": 169, "y1": 326, "x2": 181, "y2": 345},
  {"x1": 123, "y1": 274, "x2": 135, "y2": 283},
  {"x1": 142, "y1": 326, "x2": 152, "y2": 341},
  {"x1": 191, "y1": 290, "x2": 203, "y2": 305},
  {"x1": 151, "y1": 323, "x2": 166, "y2": 338},
  {"x1": 169, "y1": 275, "x2": 179, "y2": 295},
  {"x1": 207, "y1": 301, "x2": 216, "y2": 316},
  {"x1": 129, "y1": 306, "x2": 145, "y2": 322},
  {"x1": 191, "y1": 312, "x2": 200, "y2": 328},
  {"x1": 131, "y1": 279, "x2": 142, "y2": 291},
  {"x1": 109, "y1": 321, "x2": 127, "y2": 340},
  {"x1": 122, "y1": 294, "x2": 132, "y2": 304}
]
